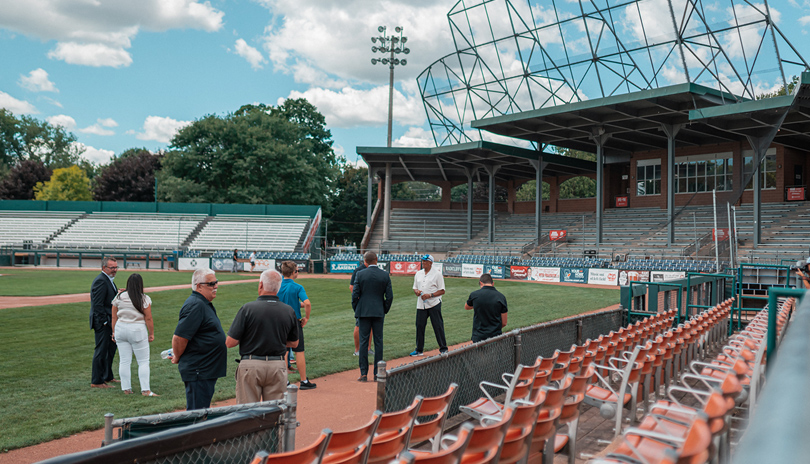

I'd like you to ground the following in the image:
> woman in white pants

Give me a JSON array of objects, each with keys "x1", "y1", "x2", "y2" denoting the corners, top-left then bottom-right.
[{"x1": 111, "y1": 273, "x2": 158, "y2": 396}]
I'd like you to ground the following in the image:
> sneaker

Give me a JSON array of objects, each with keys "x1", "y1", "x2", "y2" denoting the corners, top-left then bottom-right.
[
  {"x1": 368, "y1": 349, "x2": 375, "y2": 356},
  {"x1": 409, "y1": 350, "x2": 423, "y2": 357},
  {"x1": 353, "y1": 351, "x2": 359, "y2": 356},
  {"x1": 300, "y1": 380, "x2": 317, "y2": 390}
]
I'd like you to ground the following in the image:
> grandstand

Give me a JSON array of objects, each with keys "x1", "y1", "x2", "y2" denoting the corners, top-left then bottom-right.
[
  {"x1": 188, "y1": 215, "x2": 310, "y2": 253},
  {"x1": 0, "y1": 210, "x2": 82, "y2": 248}
]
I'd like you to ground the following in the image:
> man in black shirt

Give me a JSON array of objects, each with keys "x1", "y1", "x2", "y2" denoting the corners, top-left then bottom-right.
[
  {"x1": 227, "y1": 269, "x2": 299, "y2": 403},
  {"x1": 349, "y1": 259, "x2": 371, "y2": 356},
  {"x1": 171, "y1": 268, "x2": 228, "y2": 410},
  {"x1": 464, "y1": 273, "x2": 508, "y2": 343}
]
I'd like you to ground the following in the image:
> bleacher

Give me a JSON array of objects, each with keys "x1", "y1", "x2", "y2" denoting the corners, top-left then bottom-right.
[
  {"x1": 47, "y1": 212, "x2": 204, "y2": 251},
  {"x1": 366, "y1": 209, "x2": 490, "y2": 253},
  {"x1": 189, "y1": 215, "x2": 310, "y2": 253},
  {"x1": 613, "y1": 258, "x2": 724, "y2": 272},
  {"x1": 212, "y1": 250, "x2": 310, "y2": 260},
  {"x1": 330, "y1": 253, "x2": 419, "y2": 262},
  {"x1": 0, "y1": 211, "x2": 81, "y2": 247}
]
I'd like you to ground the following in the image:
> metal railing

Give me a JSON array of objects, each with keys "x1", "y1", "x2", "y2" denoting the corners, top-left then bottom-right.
[{"x1": 375, "y1": 309, "x2": 624, "y2": 418}]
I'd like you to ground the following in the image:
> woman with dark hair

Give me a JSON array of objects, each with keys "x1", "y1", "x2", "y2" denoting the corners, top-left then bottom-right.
[{"x1": 111, "y1": 273, "x2": 158, "y2": 396}]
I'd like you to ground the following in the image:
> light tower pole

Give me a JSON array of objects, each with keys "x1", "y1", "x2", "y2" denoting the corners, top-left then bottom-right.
[{"x1": 371, "y1": 26, "x2": 409, "y2": 147}]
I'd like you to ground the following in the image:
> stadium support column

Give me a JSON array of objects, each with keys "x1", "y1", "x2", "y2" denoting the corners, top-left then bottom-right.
[
  {"x1": 367, "y1": 167, "x2": 373, "y2": 228},
  {"x1": 466, "y1": 168, "x2": 474, "y2": 240},
  {"x1": 592, "y1": 130, "x2": 609, "y2": 245},
  {"x1": 485, "y1": 165, "x2": 500, "y2": 244},
  {"x1": 661, "y1": 124, "x2": 681, "y2": 246},
  {"x1": 383, "y1": 163, "x2": 392, "y2": 242},
  {"x1": 529, "y1": 158, "x2": 546, "y2": 247}
]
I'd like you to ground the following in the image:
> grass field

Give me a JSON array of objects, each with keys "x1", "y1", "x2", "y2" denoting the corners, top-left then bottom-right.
[
  {"x1": 0, "y1": 271, "x2": 618, "y2": 451},
  {"x1": 0, "y1": 268, "x2": 254, "y2": 296}
]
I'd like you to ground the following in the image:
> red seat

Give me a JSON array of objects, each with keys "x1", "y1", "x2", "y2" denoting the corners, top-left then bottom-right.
[
  {"x1": 260, "y1": 429, "x2": 333, "y2": 464},
  {"x1": 409, "y1": 384, "x2": 459, "y2": 452},
  {"x1": 322, "y1": 411, "x2": 382, "y2": 464}
]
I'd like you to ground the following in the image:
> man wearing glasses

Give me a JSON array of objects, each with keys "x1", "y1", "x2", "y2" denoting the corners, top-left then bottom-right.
[
  {"x1": 171, "y1": 268, "x2": 228, "y2": 409},
  {"x1": 90, "y1": 257, "x2": 120, "y2": 388}
]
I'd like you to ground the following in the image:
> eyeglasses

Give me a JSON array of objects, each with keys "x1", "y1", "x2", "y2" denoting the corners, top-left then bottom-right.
[
  {"x1": 200, "y1": 280, "x2": 219, "y2": 287},
  {"x1": 106, "y1": 265, "x2": 119, "y2": 270}
]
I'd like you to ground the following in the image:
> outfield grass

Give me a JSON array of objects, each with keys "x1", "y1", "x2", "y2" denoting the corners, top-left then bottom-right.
[
  {"x1": 0, "y1": 268, "x2": 255, "y2": 296},
  {"x1": 0, "y1": 273, "x2": 618, "y2": 451}
]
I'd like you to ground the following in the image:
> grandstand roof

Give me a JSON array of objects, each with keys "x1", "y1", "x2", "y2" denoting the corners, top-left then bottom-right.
[
  {"x1": 473, "y1": 74, "x2": 810, "y2": 154},
  {"x1": 357, "y1": 140, "x2": 596, "y2": 184}
]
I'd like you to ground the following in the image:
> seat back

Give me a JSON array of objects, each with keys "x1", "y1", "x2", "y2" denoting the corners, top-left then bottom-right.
[
  {"x1": 396, "y1": 423, "x2": 475, "y2": 464},
  {"x1": 323, "y1": 411, "x2": 382, "y2": 464},
  {"x1": 264, "y1": 429, "x2": 333, "y2": 464},
  {"x1": 377, "y1": 396, "x2": 424, "y2": 439},
  {"x1": 410, "y1": 384, "x2": 459, "y2": 448},
  {"x1": 499, "y1": 395, "x2": 545, "y2": 464},
  {"x1": 463, "y1": 406, "x2": 516, "y2": 464}
]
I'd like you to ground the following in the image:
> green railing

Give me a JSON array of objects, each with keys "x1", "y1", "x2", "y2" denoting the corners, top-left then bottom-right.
[{"x1": 4, "y1": 249, "x2": 176, "y2": 269}]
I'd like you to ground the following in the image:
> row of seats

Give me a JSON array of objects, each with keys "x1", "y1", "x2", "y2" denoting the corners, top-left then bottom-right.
[
  {"x1": 331, "y1": 254, "x2": 421, "y2": 262},
  {"x1": 210, "y1": 250, "x2": 310, "y2": 260},
  {"x1": 612, "y1": 259, "x2": 725, "y2": 272}
]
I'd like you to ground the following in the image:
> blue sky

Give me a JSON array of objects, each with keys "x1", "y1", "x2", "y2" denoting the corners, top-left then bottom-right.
[{"x1": 1, "y1": 0, "x2": 809, "y2": 167}]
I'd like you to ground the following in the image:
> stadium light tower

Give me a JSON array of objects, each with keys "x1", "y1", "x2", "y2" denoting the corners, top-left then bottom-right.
[{"x1": 371, "y1": 26, "x2": 409, "y2": 147}]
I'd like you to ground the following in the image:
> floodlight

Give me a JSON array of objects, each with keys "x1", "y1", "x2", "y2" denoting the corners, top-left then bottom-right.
[
  {"x1": 371, "y1": 37, "x2": 377, "y2": 43},
  {"x1": 401, "y1": 59, "x2": 407, "y2": 66},
  {"x1": 382, "y1": 58, "x2": 389, "y2": 65},
  {"x1": 401, "y1": 37, "x2": 407, "y2": 44},
  {"x1": 372, "y1": 46, "x2": 378, "y2": 52},
  {"x1": 395, "y1": 26, "x2": 402, "y2": 33},
  {"x1": 403, "y1": 48, "x2": 410, "y2": 54},
  {"x1": 371, "y1": 58, "x2": 378, "y2": 64},
  {"x1": 378, "y1": 26, "x2": 385, "y2": 33}
]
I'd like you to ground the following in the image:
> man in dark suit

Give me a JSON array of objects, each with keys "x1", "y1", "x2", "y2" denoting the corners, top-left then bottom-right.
[
  {"x1": 351, "y1": 251, "x2": 393, "y2": 381},
  {"x1": 90, "y1": 256, "x2": 120, "y2": 388}
]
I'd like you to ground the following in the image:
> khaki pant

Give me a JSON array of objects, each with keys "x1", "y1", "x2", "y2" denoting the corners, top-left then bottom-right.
[{"x1": 235, "y1": 359, "x2": 287, "y2": 403}]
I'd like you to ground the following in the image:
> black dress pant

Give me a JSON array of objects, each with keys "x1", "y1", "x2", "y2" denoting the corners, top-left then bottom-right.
[
  {"x1": 415, "y1": 302, "x2": 448, "y2": 353},
  {"x1": 358, "y1": 317, "x2": 384, "y2": 377},
  {"x1": 91, "y1": 320, "x2": 117, "y2": 384}
]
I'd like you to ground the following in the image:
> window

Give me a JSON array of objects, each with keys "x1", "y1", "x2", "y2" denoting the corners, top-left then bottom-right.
[
  {"x1": 674, "y1": 153, "x2": 733, "y2": 193},
  {"x1": 743, "y1": 148, "x2": 776, "y2": 190},
  {"x1": 636, "y1": 159, "x2": 661, "y2": 196}
]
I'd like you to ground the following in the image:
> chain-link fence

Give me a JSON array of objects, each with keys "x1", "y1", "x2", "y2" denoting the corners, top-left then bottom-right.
[
  {"x1": 39, "y1": 407, "x2": 284, "y2": 464},
  {"x1": 380, "y1": 309, "x2": 624, "y2": 419}
]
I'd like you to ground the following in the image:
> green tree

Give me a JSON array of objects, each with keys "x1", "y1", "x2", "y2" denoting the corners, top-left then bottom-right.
[
  {"x1": 159, "y1": 100, "x2": 340, "y2": 205},
  {"x1": 33, "y1": 165, "x2": 92, "y2": 201},
  {"x1": 515, "y1": 180, "x2": 550, "y2": 201},
  {"x1": 327, "y1": 165, "x2": 372, "y2": 245},
  {"x1": 93, "y1": 149, "x2": 163, "y2": 201},
  {"x1": 757, "y1": 75, "x2": 799, "y2": 99},
  {"x1": 0, "y1": 159, "x2": 52, "y2": 200},
  {"x1": 0, "y1": 109, "x2": 83, "y2": 171},
  {"x1": 449, "y1": 182, "x2": 507, "y2": 202}
]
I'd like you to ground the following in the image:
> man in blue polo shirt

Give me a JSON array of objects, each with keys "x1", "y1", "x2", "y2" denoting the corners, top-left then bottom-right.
[
  {"x1": 171, "y1": 268, "x2": 228, "y2": 410},
  {"x1": 278, "y1": 261, "x2": 317, "y2": 390}
]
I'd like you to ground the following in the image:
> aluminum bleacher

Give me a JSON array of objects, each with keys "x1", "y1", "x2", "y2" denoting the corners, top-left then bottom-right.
[
  {"x1": 0, "y1": 211, "x2": 81, "y2": 247},
  {"x1": 189, "y1": 215, "x2": 310, "y2": 253}
]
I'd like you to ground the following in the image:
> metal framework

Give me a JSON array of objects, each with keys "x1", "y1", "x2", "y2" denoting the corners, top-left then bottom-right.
[{"x1": 418, "y1": 0, "x2": 810, "y2": 147}]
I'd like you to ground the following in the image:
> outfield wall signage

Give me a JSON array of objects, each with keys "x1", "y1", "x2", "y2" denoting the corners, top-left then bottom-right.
[
  {"x1": 442, "y1": 263, "x2": 462, "y2": 277},
  {"x1": 431, "y1": 263, "x2": 443, "y2": 274},
  {"x1": 618, "y1": 269, "x2": 650, "y2": 286},
  {"x1": 561, "y1": 267, "x2": 588, "y2": 283},
  {"x1": 483, "y1": 264, "x2": 504, "y2": 279},
  {"x1": 529, "y1": 267, "x2": 560, "y2": 282},
  {"x1": 329, "y1": 261, "x2": 359, "y2": 273},
  {"x1": 179, "y1": 257, "x2": 211, "y2": 271},
  {"x1": 213, "y1": 258, "x2": 275, "y2": 272},
  {"x1": 549, "y1": 230, "x2": 567, "y2": 241},
  {"x1": 462, "y1": 263, "x2": 484, "y2": 278},
  {"x1": 377, "y1": 262, "x2": 389, "y2": 272},
  {"x1": 391, "y1": 261, "x2": 420, "y2": 275},
  {"x1": 587, "y1": 269, "x2": 619, "y2": 285},
  {"x1": 508, "y1": 266, "x2": 529, "y2": 280},
  {"x1": 275, "y1": 260, "x2": 308, "y2": 272},
  {"x1": 651, "y1": 271, "x2": 686, "y2": 282},
  {"x1": 248, "y1": 259, "x2": 275, "y2": 272}
]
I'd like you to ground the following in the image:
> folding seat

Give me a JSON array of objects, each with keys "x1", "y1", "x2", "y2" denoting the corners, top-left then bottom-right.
[
  {"x1": 460, "y1": 363, "x2": 538, "y2": 422},
  {"x1": 584, "y1": 344, "x2": 645, "y2": 438},
  {"x1": 368, "y1": 396, "x2": 424, "y2": 464},
  {"x1": 526, "y1": 374, "x2": 573, "y2": 464},
  {"x1": 395, "y1": 423, "x2": 475, "y2": 464},
  {"x1": 498, "y1": 393, "x2": 546, "y2": 464},
  {"x1": 550, "y1": 364, "x2": 595, "y2": 464},
  {"x1": 258, "y1": 429, "x2": 333, "y2": 464},
  {"x1": 322, "y1": 411, "x2": 382, "y2": 464},
  {"x1": 409, "y1": 384, "x2": 458, "y2": 452},
  {"x1": 417, "y1": 406, "x2": 515, "y2": 464}
]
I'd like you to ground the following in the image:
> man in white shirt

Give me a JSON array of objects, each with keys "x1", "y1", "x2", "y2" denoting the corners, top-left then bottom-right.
[
  {"x1": 411, "y1": 254, "x2": 448, "y2": 356},
  {"x1": 249, "y1": 251, "x2": 256, "y2": 272}
]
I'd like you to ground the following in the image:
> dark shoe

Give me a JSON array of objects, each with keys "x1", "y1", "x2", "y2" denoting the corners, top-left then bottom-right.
[
  {"x1": 440, "y1": 349, "x2": 448, "y2": 354},
  {"x1": 91, "y1": 383, "x2": 112, "y2": 389},
  {"x1": 357, "y1": 375, "x2": 368, "y2": 382},
  {"x1": 300, "y1": 380, "x2": 317, "y2": 390}
]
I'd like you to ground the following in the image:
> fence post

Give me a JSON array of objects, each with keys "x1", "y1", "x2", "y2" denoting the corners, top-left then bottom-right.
[
  {"x1": 576, "y1": 319, "x2": 583, "y2": 345},
  {"x1": 283, "y1": 384, "x2": 299, "y2": 452},
  {"x1": 376, "y1": 361, "x2": 387, "y2": 412},
  {"x1": 102, "y1": 412, "x2": 114, "y2": 446},
  {"x1": 513, "y1": 333, "x2": 522, "y2": 370}
]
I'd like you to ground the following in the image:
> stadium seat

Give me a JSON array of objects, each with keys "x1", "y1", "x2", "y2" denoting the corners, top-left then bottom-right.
[
  {"x1": 460, "y1": 363, "x2": 537, "y2": 422},
  {"x1": 368, "y1": 396, "x2": 424, "y2": 464},
  {"x1": 395, "y1": 423, "x2": 475, "y2": 464},
  {"x1": 258, "y1": 429, "x2": 332, "y2": 464},
  {"x1": 409, "y1": 383, "x2": 458, "y2": 452},
  {"x1": 322, "y1": 411, "x2": 382, "y2": 464}
]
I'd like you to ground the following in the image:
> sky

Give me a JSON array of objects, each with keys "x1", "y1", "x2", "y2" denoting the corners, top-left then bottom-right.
[{"x1": 1, "y1": 0, "x2": 810, "y2": 167}]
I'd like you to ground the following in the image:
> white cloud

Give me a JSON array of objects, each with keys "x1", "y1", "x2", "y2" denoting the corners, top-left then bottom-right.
[
  {"x1": 284, "y1": 85, "x2": 425, "y2": 129},
  {"x1": 73, "y1": 142, "x2": 115, "y2": 164},
  {"x1": 393, "y1": 127, "x2": 434, "y2": 148},
  {"x1": 0, "y1": 0, "x2": 224, "y2": 67},
  {"x1": 135, "y1": 115, "x2": 191, "y2": 144},
  {"x1": 42, "y1": 96, "x2": 63, "y2": 108},
  {"x1": 18, "y1": 68, "x2": 58, "y2": 92},
  {"x1": 0, "y1": 91, "x2": 37, "y2": 114},
  {"x1": 46, "y1": 114, "x2": 76, "y2": 130},
  {"x1": 233, "y1": 38, "x2": 266, "y2": 70},
  {"x1": 799, "y1": 16, "x2": 810, "y2": 26},
  {"x1": 79, "y1": 124, "x2": 115, "y2": 136},
  {"x1": 97, "y1": 118, "x2": 118, "y2": 127}
]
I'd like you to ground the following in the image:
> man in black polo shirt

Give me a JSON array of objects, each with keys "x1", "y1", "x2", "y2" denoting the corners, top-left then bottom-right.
[
  {"x1": 226, "y1": 269, "x2": 299, "y2": 403},
  {"x1": 464, "y1": 273, "x2": 508, "y2": 342},
  {"x1": 171, "y1": 268, "x2": 228, "y2": 410}
]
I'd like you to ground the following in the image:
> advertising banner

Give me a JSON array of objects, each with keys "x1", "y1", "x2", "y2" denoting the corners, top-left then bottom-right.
[
  {"x1": 377, "y1": 262, "x2": 389, "y2": 273},
  {"x1": 211, "y1": 258, "x2": 234, "y2": 272},
  {"x1": 248, "y1": 259, "x2": 276, "y2": 272},
  {"x1": 179, "y1": 257, "x2": 210, "y2": 271},
  {"x1": 615, "y1": 196, "x2": 628, "y2": 207},
  {"x1": 508, "y1": 266, "x2": 529, "y2": 280},
  {"x1": 442, "y1": 263, "x2": 462, "y2": 277},
  {"x1": 275, "y1": 260, "x2": 308, "y2": 272},
  {"x1": 618, "y1": 269, "x2": 650, "y2": 286},
  {"x1": 483, "y1": 264, "x2": 505, "y2": 279},
  {"x1": 712, "y1": 228, "x2": 730, "y2": 241},
  {"x1": 787, "y1": 187, "x2": 805, "y2": 201},
  {"x1": 587, "y1": 268, "x2": 619, "y2": 285},
  {"x1": 329, "y1": 261, "x2": 359, "y2": 273},
  {"x1": 431, "y1": 263, "x2": 443, "y2": 274},
  {"x1": 651, "y1": 271, "x2": 686, "y2": 282},
  {"x1": 391, "y1": 261, "x2": 421, "y2": 275},
  {"x1": 462, "y1": 263, "x2": 484, "y2": 278},
  {"x1": 561, "y1": 267, "x2": 588, "y2": 283},
  {"x1": 549, "y1": 230, "x2": 567, "y2": 241},
  {"x1": 529, "y1": 267, "x2": 560, "y2": 282}
]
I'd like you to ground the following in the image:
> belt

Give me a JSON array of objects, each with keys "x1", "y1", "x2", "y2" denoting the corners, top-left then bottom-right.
[{"x1": 241, "y1": 355, "x2": 284, "y2": 361}]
